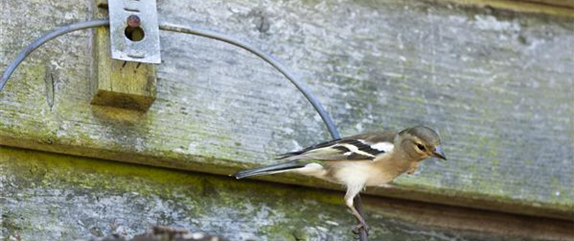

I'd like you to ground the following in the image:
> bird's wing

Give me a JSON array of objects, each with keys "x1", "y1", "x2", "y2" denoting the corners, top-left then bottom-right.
[{"x1": 277, "y1": 131, "x2": 396, "y2": 161}]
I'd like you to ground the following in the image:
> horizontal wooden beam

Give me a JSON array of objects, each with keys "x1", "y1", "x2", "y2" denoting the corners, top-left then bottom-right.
[
  {"x1": 1, "y1": 0, "x2": 572, "y2": 222},
  {"x1": 1, "y1": 146, "x2": 572, "y2": 240},
  {"x1": 521, "y1": 0, "x2": 574, "y2": 8},
  {"x1": 437, "y1": 0, "x2": 574, "y2": 17}
]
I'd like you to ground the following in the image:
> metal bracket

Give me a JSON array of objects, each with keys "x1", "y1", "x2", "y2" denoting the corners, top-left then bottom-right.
[
  {"x1": 90, "y1": 0, "x2": 157, "y2": 111},
  {"x1": 108, "y1": 0, "x2": 161, "y2": 64}
]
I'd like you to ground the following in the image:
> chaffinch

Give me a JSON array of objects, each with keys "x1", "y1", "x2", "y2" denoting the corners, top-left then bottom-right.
[{"x1": 234, "y1": 125, "x2": 446, "y2": 234}]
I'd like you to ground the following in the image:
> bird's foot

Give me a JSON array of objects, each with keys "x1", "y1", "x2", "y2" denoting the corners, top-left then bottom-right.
[{"x1": 352, "y1": 222, "x2": 369, "y2": 236}]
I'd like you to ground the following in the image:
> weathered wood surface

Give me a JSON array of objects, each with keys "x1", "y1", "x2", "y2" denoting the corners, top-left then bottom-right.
[
  {"x1": 90, "y1": 25, "x2": 157, "y2": 111},
  {"x1": 442, "y1": 0, "x2": 574, "y2": 17},
  {"x1": 525, "y1": 0, "x2": 574, "y2": 8},
  {"x1": 0, "y1": 0, "x2": 573, "y2": 220},
  {"x1": 1, "y1": 146, "x2": 572, "y2": 241}
]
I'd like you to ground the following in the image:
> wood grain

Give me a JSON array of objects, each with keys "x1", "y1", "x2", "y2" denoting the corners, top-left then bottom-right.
[
  {"x1": 90, "y1": 25, "x2": 157, "y2": 111},
  {"x1": 1, "y1": 146, "x2": 572, "y2": 240},
  {"x1": 508, "y1": 0, "x2": 574, "y2": 8},
  {"x1": 0, "y1": 0, "x2": 573, "y2": 220},
  {"x1": 438, "y1": 0, "x2": 574, "y2": 17}
]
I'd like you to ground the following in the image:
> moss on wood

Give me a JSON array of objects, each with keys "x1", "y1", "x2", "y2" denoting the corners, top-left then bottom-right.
[
  {"x1": 0, "y1": 0, "x2": 572, "y2": 222},
  {"x1": 1, "y1": 147, "x2": 571, "y2": 240}
]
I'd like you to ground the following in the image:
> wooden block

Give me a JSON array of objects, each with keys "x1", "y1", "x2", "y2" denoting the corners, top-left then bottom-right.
[{"x1": 90, "y1": 4, "x2": 157, "y2": 111}]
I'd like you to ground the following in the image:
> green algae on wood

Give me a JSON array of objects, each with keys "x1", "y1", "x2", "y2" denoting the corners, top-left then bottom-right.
[
  {"x1": 0, "y1": 0, "x2": 573, "y2": 223},
  {"x1": 1, "y1": 146, "x2": 572, "y2": 241}
]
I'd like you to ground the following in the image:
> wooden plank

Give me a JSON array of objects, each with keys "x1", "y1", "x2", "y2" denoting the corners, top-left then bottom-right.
[
  {"x1": 437, "y1": 0, "x2": 574, "y2": 17},
  {"x1": 0, "y1": 0, "x2": 573, "y2": 221},
  {"x1": 1, "y1": 146, "x2": 572, "y2": 240},
  {"x1": 509, "y1": 0, "x2": 574, "y2": 8}
]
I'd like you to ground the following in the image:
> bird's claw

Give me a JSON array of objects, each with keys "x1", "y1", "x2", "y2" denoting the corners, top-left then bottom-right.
[{"x1": 352, "y1": 222, "x2": 370, "y2": 236}]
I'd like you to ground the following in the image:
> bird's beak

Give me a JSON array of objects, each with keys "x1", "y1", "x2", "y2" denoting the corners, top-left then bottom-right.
[{"x1": 431, "y1": 145, "x2": 447, "y2": 160}]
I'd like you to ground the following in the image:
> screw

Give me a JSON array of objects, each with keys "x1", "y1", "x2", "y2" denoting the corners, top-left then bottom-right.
[{"x1": 127, "y1": 15, "x2": 141, "y2": 28}]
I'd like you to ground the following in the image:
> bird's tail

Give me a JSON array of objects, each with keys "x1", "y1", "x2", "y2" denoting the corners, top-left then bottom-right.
[{"x1": 233, "y1": 160, "x2": 306, "y2": 179}]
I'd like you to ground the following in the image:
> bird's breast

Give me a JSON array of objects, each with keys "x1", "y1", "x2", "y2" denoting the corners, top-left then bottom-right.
[{"x1": 324, "y1": 161, "x2": 394, "y2": 187}]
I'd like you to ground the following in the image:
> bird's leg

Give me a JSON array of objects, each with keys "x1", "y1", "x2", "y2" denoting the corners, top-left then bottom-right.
[
  {"x1": 347, "y1": 199, "x2": 369, "y2": 234},
  {"x1": 345, "y1": 184, "x2": 369, "y2": 235}
]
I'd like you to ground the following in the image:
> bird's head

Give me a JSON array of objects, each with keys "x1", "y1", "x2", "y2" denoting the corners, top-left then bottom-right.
[{"x1": 397, "y1": 125, "x2": 446, "y2": 161}]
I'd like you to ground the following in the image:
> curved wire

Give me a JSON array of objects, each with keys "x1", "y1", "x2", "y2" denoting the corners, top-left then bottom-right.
[
  {"x1": 0, "y1": 18, "x2": 367, "y2": 239},
  {"x1": 158, "y1": 23, "x2": 340, "y2": 140},
  {"x1": 0, "y1": 19, "x2": 110, "y2": 91},
  {"x1": 0, "y1": 19, "x2": 340, "y2": 140},
  {"x1": 157, "y1": 23, "x2": 369, "y2": 239}
]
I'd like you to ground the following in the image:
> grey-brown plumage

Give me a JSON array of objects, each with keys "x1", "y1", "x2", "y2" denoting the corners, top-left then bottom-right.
[{"x1": 234, "y1": 125, "x2": 446, "y2": 234}]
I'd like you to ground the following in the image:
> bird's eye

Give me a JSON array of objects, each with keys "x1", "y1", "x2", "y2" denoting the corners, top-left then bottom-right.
[{"x1": 416, "y1": 144, "x2": 425, "y2": 151}]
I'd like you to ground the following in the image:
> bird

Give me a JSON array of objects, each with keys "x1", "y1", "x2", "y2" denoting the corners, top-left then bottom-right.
[{"x1": 233, "y1": 125, "x2": 446, "y2": 234}]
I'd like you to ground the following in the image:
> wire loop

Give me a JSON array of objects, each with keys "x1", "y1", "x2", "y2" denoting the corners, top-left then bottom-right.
[{"x1": 0, "y1": 19, "x2": 372, "y2": 240}]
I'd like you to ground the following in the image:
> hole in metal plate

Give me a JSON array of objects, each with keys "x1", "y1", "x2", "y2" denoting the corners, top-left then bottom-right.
[{"x1": 125, "y1": 26, "x2": 145, "y2": 41}]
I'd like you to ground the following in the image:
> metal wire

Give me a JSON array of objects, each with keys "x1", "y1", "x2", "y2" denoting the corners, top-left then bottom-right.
[
  {"x1": 0, "y1": 19, "x2": 370, "y2": 240},
  {"x1": 0, "y1": 19, "x2": 340, "y2": 140},
  {"x1": 0, "y1": 19, "x2": 110, "y2": 91},
  {"x1": 158, "y1": 23, "x2": 340, "y2": 140},
  {"x1": 159, "y1": 23, "x2": 368, "y2": 240}
]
